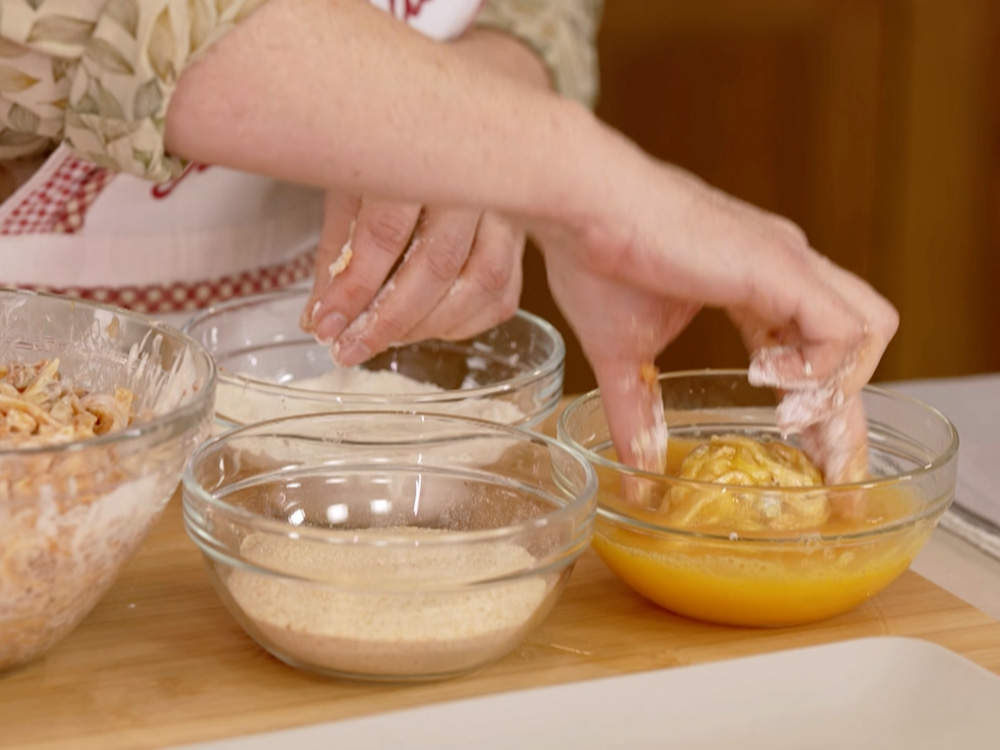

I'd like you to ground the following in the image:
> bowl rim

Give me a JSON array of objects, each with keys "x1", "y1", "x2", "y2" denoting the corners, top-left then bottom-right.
[
  {"x1": 181, "y1": 409, "x2": 598, "y2": 548},
  {"x1": 0, "y1": 288, "x2": 217, "y2": 458},
  {"x1": 557, "y1": 368, "x2": 959, "y2": 544},
  {"x1": 182, "y1": 288, "x2": 566, "y2": 405}
]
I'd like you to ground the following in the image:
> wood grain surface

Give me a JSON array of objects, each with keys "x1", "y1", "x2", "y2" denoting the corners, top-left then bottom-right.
[{"x1": 3, "y1": 402, "x2": 1000, "y2": 750}]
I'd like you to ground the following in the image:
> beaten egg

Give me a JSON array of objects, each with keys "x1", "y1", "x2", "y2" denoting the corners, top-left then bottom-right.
[{"x1": 593, "y1": 437, "x2": 930, "y2": 627}]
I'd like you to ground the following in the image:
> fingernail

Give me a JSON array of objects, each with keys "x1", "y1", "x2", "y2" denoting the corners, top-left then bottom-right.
[
  {"x1": 315, "y1": 312, "x2": 348, "y2": 343},
  {"x1": 300, "y1": 300, "x2": 319, "y2": 332},
  {"x1": 333, "y1": 339, "x2": 371, "y2": 367}
]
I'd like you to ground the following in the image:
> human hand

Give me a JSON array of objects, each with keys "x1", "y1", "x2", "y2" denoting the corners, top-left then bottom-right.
[
  {"x1": 540, "y1": 160, "x2": 898, "y2": 498},
  {"x1": 301, "y1": 193, "x2": 526, "y2": 367}
]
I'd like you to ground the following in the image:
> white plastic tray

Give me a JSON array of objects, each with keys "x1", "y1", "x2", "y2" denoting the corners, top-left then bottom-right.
[{"x1": 178, "y1": 637, "x2": 1000, "y2": 750}]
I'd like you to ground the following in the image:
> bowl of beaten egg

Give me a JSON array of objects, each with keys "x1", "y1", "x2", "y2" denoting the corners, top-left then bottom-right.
[{"x1": 557, "y1": 370, "x2": 958, "y2": 627}]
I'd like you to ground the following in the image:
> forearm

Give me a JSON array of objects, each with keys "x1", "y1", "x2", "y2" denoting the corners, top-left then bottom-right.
[{"x1": 164, "y1": 0, "x2": 624, "y2": 230}]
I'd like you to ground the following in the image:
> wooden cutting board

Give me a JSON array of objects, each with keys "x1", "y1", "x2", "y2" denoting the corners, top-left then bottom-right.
[{"x1": 4, "y1": 402, "x2": 1000, "y2": 750}]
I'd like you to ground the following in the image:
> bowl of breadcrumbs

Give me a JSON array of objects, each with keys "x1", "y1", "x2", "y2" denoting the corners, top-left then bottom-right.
[{"x1": 182, "y1": 411, "x2": 597, "y2": 681}]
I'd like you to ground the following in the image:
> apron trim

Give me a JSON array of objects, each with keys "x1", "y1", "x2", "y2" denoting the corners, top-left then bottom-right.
[
  {"x1": 0, "y1": 147, "x2": 113, "y2": 235},
  {"x1": 14, "y1": 248, "x2": 316, "y2": 315}
]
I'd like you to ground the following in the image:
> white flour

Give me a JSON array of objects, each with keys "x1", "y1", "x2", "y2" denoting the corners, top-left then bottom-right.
[
  {"x1": 227, "y1": 529, "x2": 548, "y2": 678},
  {"x1": 215, "y1": 366, "x2": 526, "y2": 426},
  {"x1": 293, "y1": 368, "x2": 444, "y2": 396}
]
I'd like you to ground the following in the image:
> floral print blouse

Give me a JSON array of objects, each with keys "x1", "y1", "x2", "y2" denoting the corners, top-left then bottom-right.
[{"x1": 0, "y1": 0, "x2": 603, "y2": 185}]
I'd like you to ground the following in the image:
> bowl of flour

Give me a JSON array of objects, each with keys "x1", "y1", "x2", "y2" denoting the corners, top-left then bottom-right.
[
  {"x1": 182, "y1": 411, "x2": 597, "y2": 681},
  {"x1": 183, "y1": 289, "x2": 564, "y2": 430}
]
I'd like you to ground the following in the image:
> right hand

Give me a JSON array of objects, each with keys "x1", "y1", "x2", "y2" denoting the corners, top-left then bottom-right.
[
  {"x1": 539, "y1": 159, "x2": 899, "y2": 493},
  {"x1": 302, "y1": 192, "x2": 525, "y2": 366}
]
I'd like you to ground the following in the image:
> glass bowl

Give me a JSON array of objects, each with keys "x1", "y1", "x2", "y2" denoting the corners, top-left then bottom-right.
[
  {"x1": 182, "y1": 411, "x2": 596, "y2": 681},
  {"x1": 182, "y1": 288, "x2": 564, "y2": 429},
  {"x1": 557, "y1": 370, "x2": 958, "y2": 627},
  {"x1": 0, "y1": 289, "x2": 216, "y2": 672}
]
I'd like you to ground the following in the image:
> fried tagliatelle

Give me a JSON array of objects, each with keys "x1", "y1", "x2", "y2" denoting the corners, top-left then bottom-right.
[
  {"x1": 0, "y1": 358, "x2": 135, "y2": 449},
  {"x1": 0, "y1": 359, "x2": 157, "y2": 672},
  {"x1": 666, "y1": 434, "x2": 830, "y2": 532}
]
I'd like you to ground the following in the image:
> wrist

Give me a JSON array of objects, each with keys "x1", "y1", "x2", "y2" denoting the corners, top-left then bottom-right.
[{"x1": 530, "y1": 100, "x2": 648, "y2": 242}]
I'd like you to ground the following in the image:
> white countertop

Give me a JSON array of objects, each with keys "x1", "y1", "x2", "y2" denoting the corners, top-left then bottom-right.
[
  {"x1": 887, "y1": 374, "x2": 1000, "y2": 620},
  {"x1": 914, "y1": 527, "x2": 1000, "y2": 620}
]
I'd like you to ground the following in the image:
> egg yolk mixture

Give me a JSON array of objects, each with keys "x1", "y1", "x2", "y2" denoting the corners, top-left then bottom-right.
[{"x1": 594, "y1": 436, "x2": 929, "y2": 627}]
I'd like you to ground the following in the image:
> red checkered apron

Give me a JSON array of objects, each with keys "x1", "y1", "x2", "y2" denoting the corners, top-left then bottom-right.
[{"x1": 0, "y1": 145, "x2": 322, "y2": 327}]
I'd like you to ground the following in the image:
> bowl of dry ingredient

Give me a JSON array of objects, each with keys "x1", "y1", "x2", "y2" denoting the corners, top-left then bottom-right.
[
  {"x1": 182, "y1": 288, "x2": 564, "y2": 430},
  {"x1": 182, "y1": 411, "x2": 596, "y2": 681},
  {"x1": 0, "y1": 289, "x2": 215, "y2": 673}
]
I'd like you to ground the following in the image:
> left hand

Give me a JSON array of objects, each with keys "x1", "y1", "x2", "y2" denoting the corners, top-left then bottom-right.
[
  {"x1": 538, "y1": 159, "x2": 898, "y2": 494},
  {"x1": 302, "y1": 191, "x2": 525, "y2": 367}
]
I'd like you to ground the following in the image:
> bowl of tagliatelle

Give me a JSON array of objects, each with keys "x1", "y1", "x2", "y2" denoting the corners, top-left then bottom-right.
[
  {"x1": 0, "y1": 290, "x2": 215, "y2": 672},
  {"x1": 557, "y1": 370, "x2": 958, "y2": 627}
]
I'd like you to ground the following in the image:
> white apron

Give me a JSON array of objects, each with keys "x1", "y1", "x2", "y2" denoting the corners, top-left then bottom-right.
[{"x1": 0, "y1": 0, "x2": 484, "y2": 329}]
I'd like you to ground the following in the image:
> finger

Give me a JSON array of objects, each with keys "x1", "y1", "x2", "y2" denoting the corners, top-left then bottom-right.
[
  {"x1": 732, "y1": 248, "x2": 896, "y2": 495},
  {"x1": 743, "y1": 257, "x2": 896, "y2": 392},
  {"x1": 404, "y1": 212, "x2": 525, "y2": 342},
  {"x1": 592, "y1": 357, "x2": 668, "y2": 510},
  {"x1": 744, "y1": 256, "x2": 897, "y2": 431},
  {"x1": 737, "y1": 253, "x2": 866, "y2": 387},
  {"x1": 780, "y1": 260, "x2": 894, "y2": 492},
  {"x1": 311, "y1": 199, "x2": 422, "y2": 343},
  {"x1": 333, "y1": 207, "x2": 480, "y2": 366},
  {"x1": 301, "y1": 192, "x2": 361, "y2": 333},
  {"x1": 802, "y1": 253, "x2": 899, "y2": 397},
  {"x1": 596, "y1": 359, "x2": 666, "y2": 474},
  {"x1": 800, "y1": 394, "x2": 869, "y2": 514}
]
